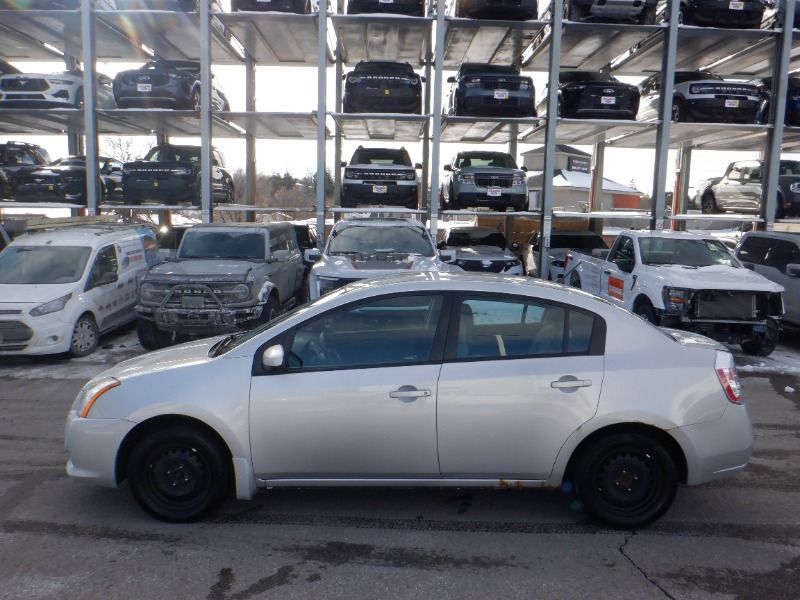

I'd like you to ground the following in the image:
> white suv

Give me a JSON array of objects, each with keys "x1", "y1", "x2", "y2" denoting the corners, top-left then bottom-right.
[{"x1": 307, "y1": 218, "x2": 455, "y2": 299}]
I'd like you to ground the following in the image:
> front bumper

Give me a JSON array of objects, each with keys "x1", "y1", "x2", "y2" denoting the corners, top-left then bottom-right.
[
  {"x1": 346, "y1": 0, "x2": 424, "y2": 15},
  {"x1": 138, "y1": 304, "x2": 263, "y2": 335},
  {"x1": 341, "y1": 181, "x2": 419, "y2": 208},
  {"x1": 233, "y1": 0, "x2": 307, "y2": 11},
  {"x1": 0, "y1": 312, "x2": 74, "y2": 355},
  {"x1": 453, "y1": 259, "x2": 524, "y2": 274},
  {"x1": 683, "y1": 97, "x2": 760, "y2": 123},
  {"x1": 453, "y1": 190, "x2": 527, "y2": 210},
  {"x1": 65, "y1": 411, "x2": 136, "y2": 488},
  {"x1": 343, "y1": 89, "x2": 422, "y2": 114}
]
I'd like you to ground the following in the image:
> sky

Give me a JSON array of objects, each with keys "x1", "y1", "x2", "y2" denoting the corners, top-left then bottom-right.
[{"x1": 1, "y1": 53, "x2": 791, "y2": 201}]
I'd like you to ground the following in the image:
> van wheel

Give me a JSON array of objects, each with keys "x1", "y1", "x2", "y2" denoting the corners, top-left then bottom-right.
[
  {"x1": 700, "y1": 192, "x2": 718, "y2": 214},
  {"x1": 70, "y1": 314, "x2": 99, "y2": 357},
  {"x1": 137, "y1": 319, "x2": 174, "y2": 350}
]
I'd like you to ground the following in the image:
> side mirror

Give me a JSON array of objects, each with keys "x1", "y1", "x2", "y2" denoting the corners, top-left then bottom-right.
[
  {"x1": 341, "y1": 73, "x2": 347, "y2": 80},
  {"x1": 414, "y1": 163, "x2": 423, "y2": 170},
  {"x1": 91, "y1": 271, "x2": 117, "y2": 289},
  {"x1": 340, "y1": 161, "x2": 347, "y2": 168},
  {"x1": 421, "y1": 76, "x2": 426, "y2": 83},
  {"x1": 510, "y1": 241, "x2": 520, "y2": 252},
  {"x1": 304, "y1": 248, "x2": 322, "y2": 262},
  {"x1": 521, "y1": 166, "x2": 528, "y2": 172},
  {"x1": 261, "y1": 344, "x2": 285, "y2": 369},
  {"x1": 439, "y1": 249, "x2": 456, "y2": 262},
  {"x1": 443, "y1": 164, "x2": 453, "y2": 171},
  {"x1": 447, "y1": 76, "x2": 455, "y2": 84},
  {"x1": 270, "y1": 249, "x2": 291, "y2": 262},
  {"x1": 786, "y1": 263, "x2": 800, "y2": 277},
  {"x1": 437, "y1": 240, "x2": 447, "y2": 250}
]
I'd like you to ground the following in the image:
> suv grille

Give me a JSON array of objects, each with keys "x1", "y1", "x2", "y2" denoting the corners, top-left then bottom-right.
[
  {"x1": 350, "y1": 169, "x2": 413, "y2": 181},
  {"x1": 475, "y1": 174, "x2": 514, "y2": 188},
  {"x1": 1, "y1": 79, "x2": 48, "y2": 91},
  {"x1": 693, "y1": 291, "x2": 759, "y2": 320},
  {"x1": 145, "y1": 283, "x2": 249, "y2": 307}
]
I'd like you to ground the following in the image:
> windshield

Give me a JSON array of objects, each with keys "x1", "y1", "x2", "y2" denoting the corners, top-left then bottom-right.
[
  {"x1": 675, "y1": 71, "x2": 722, "y2": 83},
  {"x1": 446, "y1": 229, "x2": 507, "y2": 249},
  {"x1": 456, "y1": 153, "x2": 516, "y2": 168},
  {"x1": 779, "y1": 161, "x2": 800, "y2": 176},
  {"x1": 0, "y1": 245, "x2": 91, "y2": 284},
  {"x1": 349, "y1": 148, "x2": 412, "y2": 166},
  {"x1": 144, "y1": 146, "x2": 200, "y2": 163},
  {"x1": 178, "y1": 231, "x2": 265, "y2": 260},
  {"x1": 560, "y1": 71, "x2": 616, "y2": 83},
  {"x1": 327, "y1": 225, "x2": 434, "y2": 258},
  {"x1": 638, "y1": 237, "x2": 738, "y2": 267}
]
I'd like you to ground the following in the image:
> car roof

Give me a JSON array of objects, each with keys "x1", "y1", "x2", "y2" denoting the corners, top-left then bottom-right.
[
  {"x1": 332, "y1": 218, "x2": 426, "y2": 230},
  {"x1": 12, "y1": 226, "x2": 148, "y2": 247}
]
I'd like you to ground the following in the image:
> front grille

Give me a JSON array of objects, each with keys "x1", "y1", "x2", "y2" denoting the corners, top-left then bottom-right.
[
  {"x1": 145, "y1": 283, "x2": 249, "y2": 307},
  {"x1": 475, "y1": 174, "x2": 514, "y2": 188},
  {"x1": 693, "y1": 291, "x2": 758, "y2": 320},
  {"x1": 459, "y1": 261, "x2": 506, "y2": 273},
  {"x1": 125, "y1": 74, "x2": 170, "y2": 86},
  {"x1": 351, "y1": 170, "x2": 412, "y2": 181},
  {"x1": 0, "y1": 321, "x2": 34, "y2": 342},
  {"x1": 1, "y1": 79, "x2": 48, "y2": 91}
]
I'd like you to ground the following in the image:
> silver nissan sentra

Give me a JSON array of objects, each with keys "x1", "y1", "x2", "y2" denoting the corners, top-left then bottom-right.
[{"x1": 65, "y1": 272, "x2": 753, "y2": 528}]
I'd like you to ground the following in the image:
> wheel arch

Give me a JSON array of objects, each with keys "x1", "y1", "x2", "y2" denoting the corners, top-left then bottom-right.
[
  {"x1": 632, "y1": 293, "x2": 654, "y2": 311},
  {"x1": 562, "y1": 422, "x2": 688, "y2": 487}
]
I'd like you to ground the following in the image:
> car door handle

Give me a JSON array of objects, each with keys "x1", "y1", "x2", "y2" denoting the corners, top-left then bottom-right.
[
  {"x1": 389, "y1": 386, "x2": 431, "y2": 401},
  {"x1": 603, "y1": 269, "x2": 612, "y2": 275},
  {"x1": 551, "y1": 377, "x2": 593, "y2": 389}
]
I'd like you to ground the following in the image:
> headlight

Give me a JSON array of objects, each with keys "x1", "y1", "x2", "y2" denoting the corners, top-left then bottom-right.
[
  {"x1": 344, "y1": 169, "x2": 356, "y2": 179},
  {"x1": 564, "y1": 84, "x2": 586, "y2": 91},
  {"x1": 662, "y1": 287, "x2": 691, "y2": 314},
  {"x1": 512, "y1": 175, "x2": 524, "y2": 186},
  {"x1": 409, "y1": 77, "x2": 419, "y2": 85},
  {"x1": 231, "y1": 283, "x2": 250, "y2": 299},
  {"x1": 459, "y1": 173, "x2": 475, "y2": 184},
  {"x1": 790, "y1": 182, "x2": 800, "y2": 193},
  {"x1": 347, "y1": 75, "x2": 362, "y2": 84},
  {"x1": 519, "y1": 80, "x2": 532, "y2": 90},
  {"x1": 139, "y1": 282, "x2": 159, "y2": 301},
  {"x1": 73, "y1": 377, "x2": 120, "y2": 418},
  {"x1": 464, "y1": 77, "x2": 481, "y2": 88},
  {"x1": 29, "y1": 293, "x2": 72, "y2": 317}
]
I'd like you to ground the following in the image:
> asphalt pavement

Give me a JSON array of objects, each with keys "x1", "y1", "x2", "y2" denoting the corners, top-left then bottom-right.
[{"x1": 0, "y1": 329, "x2": 798, "y2": 599}]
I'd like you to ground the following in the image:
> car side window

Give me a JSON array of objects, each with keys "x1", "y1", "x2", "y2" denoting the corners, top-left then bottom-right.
[
  {"x1": 766, "y1": 240, "x2": 800, "y2": 273},
  {"x1": 609, "y1": 236, "x2": 635, "y2": 263},
  {"x1": 87, "y1": 245, "x2": 118, "y2": 288},
  {"x1": 453, "y1": 296, "x2": 601, "y2": 360},
  {"x1": 286, "y1": 294, "x2": 444, "y2": 371},
  {"x1": 738, "y1": 236, "x2": 775, "y2": 265}
]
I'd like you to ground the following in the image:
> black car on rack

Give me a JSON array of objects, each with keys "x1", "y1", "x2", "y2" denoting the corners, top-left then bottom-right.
[
  {"x1": 341, "y1": 146, "x2": 421, "y2": 209},
  {"x1": 122, "y1": 144, "x2": 234, "y2": 206},
  {"x1": 446, "y1": 63, "x2": 535, "y2": 118},
  {"x1": 231, "y1": 0, "x2": 317, "y2": 11},
  {"x1": 659, "y1": 0, "x2": 767, "y2": 28},
  {"x1": 562, "y1": 0, "x2": 657, "y2": 23},
  {"x1": 345, "y1": 0, "x2": 424, "y2": 15},
  {"x1": 0, "y1": 141, "x2": 51, "y2": 201},
  {"x1": 113, "y1": 60, "x2": 230, "y2": 111},
  {"x1": 451, "y1": 0, "x2": 537, "y2": 20},
  {"x1": 537, "y1": 71, "x2": 640, "y2": 119},
  {"x1": 752, "y1": 76, "x2": 800, "y2": 126},
  {"x1": 343, "y1": 61, "x2": 423, "y2": 114},
  {"x1": 13, "y1": 156, "x2": 122, "y2": 205}
]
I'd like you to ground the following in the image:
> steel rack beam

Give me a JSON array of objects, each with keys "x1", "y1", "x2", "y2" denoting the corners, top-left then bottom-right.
[
  {"x1": 0, "y1": 109, "x2": 84, "y2": 135},
  {"x1": 200, "y1": 0, "x2": 212, "y2": 223},
  {"x1": 316, "y1": 4, "x2": 327, "y2": 242},
  {"x1": 668, "y1": 213, "x2": 763, "y2": 223},
  {"x1": 0, "y1": 201, "x2": 85, "y2": 209},
  {"x1": 330, "y1": 113, "x2": 429, "y2": 140},
  {"x1": 428, "y1": 1, "x2": 446, "y2": 240},
  {"x1": 331, "y1": 15, "x2": 433, "y2": 67},
  {"x1": 441, "y1": 116, "x2": 541, "y2": 143},
  {"x1": 211, "y1": 112, "x2": 327, "y2": 139},
  {"x1": 245, "y1": 55, "x2": 256, "y2": 214},
  {"x1": 440, "y1": 210, "x2": 542, "y2": 217},
  {"x1": 443, "y1": 18, "x2": 546, "y2": 68},
  {"x1": 82, "y1": 0, "x2": 100, "y2": 217},
  {"x1": 519, "y1": 118, "x2": 656, "y2": 145}
]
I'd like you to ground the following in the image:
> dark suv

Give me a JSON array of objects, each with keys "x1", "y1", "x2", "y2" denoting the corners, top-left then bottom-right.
[
  {"x1": 0, "y1": 141, "x2": 51, "y2": 200},
  {"x1": 752, "y1": 76, "x2": 800, "y2": 127},
  {"x1": 14, "y1": 155, "x2": 123, "y2": 205},
  {"x1": 122, "y1": 144, "x2": 234, "y2": 206},
  {"x1": 661, "y1": 0, "x2": 767, "y2": 28},
  {"x1": 452, "y1": 0, "x2": 537, "y2": 20},
  {"x1": 343, "y1": 61, "x2": 423, "y2": 114},
  {"x1": 345, "y1": 0, "x2": 424, "y2": 15},
  {"x1": 538, "y1": 71, "x2": 640, "y2": 119},
  {"x1": 341, "y1": 146, "x2": 421, "y2": 209},
  {"x1": 447, "y1": 63, "x2": 535, "y2": 118}
]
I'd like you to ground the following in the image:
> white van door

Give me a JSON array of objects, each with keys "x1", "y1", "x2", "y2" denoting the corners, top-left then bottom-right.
[
  {"x1": 84, "y1": 244, "x2": 123, "y2": 332},
  {"x1": 115, "y1": 236, "x2": 150, "y2": 324}
]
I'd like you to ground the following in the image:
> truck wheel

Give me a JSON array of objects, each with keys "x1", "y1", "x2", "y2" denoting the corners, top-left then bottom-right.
[
  {"x1": 137, "y1": 319, "x2": 174, "y2": 351},
  {"x1": 741, "y1": 321, "x2": 779, "y2": 357},
  {"x1": 449, "y1": 187, "x2": 459, "y2": 210},
  {"x1": 634, "y1": 301, "x2": 658, "y2": 324},
  {"x1": 256, "y1": 295, "x2": 280, "y2": 327},
  {"x1": 700, "y1": 192, "x2": 718, "y2": 214},
  {"x1": 70, "y1": 314, "x2": 99, "y2": 357}
]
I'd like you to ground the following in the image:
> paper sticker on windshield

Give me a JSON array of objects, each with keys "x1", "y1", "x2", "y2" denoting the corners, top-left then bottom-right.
[{"x1": 608, "y1": 275, "x2": 624, "y2": 301}]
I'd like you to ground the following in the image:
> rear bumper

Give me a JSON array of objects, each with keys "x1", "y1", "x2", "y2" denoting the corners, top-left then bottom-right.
[
  {"x1": 683, "y1": 98, "x2": 760, "y2": 123},
  {"x1": 343, "y1": 90, "x2": 421, "y2": 114},
  {"x1": 456, "y1": 0, "x2": 537, "y2": 19},
  {"x1": 685, "y1": 0, "x2": 765, "y2": 27},
  {"x1": 456, "y1": 90, "x2": 536, "y2": 117},
  {"x1": 123, "y1": 177, "x2": 197, "y2": 204}
]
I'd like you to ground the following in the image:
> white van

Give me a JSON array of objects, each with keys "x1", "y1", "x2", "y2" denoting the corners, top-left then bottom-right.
[{"x1": 0, "y1": 224, "x2": 158, "y2": 357}]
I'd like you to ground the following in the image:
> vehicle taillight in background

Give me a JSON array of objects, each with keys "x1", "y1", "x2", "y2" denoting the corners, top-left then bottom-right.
[{"x1": 715, "y1": 351, "x2": 743, "y2": 404}]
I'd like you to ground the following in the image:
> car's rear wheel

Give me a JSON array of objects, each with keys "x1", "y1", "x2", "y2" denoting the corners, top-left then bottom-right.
[
  {"x1": 700, "y1": 191, "x2": 718, "y2": 214},
  {"x1": 566, "y1": 1, "x2": 588, "y2": 21},
  {"x1": 69, "y1": 314, "x2": 98, "y2": 357},
  {"x1": 127, "y1": 425, "x2": 231, "y2": 522},
  {"x1": 575, "y1": 432, "x2": 678, "y2": 529},
  {"x1": 639, "y1": 3, "x2": 657, "y2": 24},
  {"x1": 137, "y1": 318, "x2": 174, "y2": 350}
]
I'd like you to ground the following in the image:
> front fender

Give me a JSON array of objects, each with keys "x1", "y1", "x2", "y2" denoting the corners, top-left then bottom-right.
[{"x1": 256, "y1": 280, "x2": 277, "y2": 303}]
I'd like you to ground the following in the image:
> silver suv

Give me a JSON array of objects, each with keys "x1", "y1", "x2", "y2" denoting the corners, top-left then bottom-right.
[{"x1": 441, "y1": 151, "x2": 528, "y2": 212}]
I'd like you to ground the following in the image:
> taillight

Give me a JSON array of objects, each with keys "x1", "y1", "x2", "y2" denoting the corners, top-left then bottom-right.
[{"x1": 715, "y1": 351, "x2": 743, "y2": 404}]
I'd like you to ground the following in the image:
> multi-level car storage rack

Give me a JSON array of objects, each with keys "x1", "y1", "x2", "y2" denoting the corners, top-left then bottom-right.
[{"x1": 0, "y1": 0, "x2": 797, "y2": 278}]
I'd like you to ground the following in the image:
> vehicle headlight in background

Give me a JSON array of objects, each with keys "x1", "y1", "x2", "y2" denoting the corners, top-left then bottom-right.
[
  {"x1": 344, "y1": 169, "x2": 356, "y2": 179},
  {"x1": 662, "y1": 287, "x2": 691, "y2": 313},
  {"x1": 139, "y1": 282, "x2": 159, "y2": 301},
  {"x1": 73, "y1": 377, "x2": 121, "y2": 418},
  {"x1": 789, "y1": 182, "x2": 800, "y2": 193},
  {"x1": 512, "y1": 174, "x2": 524, "y2": 186},
  {"x1": 231, "y1": 283, "x2": 250, "y2": 300},
  {"x1": 29, "y1": 293, "x2": 72, "y2": 317},
  {"x1": 459, "y1": 173, "x2": 475, "y2": 184}
]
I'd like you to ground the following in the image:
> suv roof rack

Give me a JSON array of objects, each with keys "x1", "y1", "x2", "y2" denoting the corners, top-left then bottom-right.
[{"x1": 23, "y1": 216, "x2": 140, "y2": 234}]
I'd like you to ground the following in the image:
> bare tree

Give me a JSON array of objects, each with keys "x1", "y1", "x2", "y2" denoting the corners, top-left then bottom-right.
[{"x1": 100, "y1": 137, "x2": 149, "y2": 163}]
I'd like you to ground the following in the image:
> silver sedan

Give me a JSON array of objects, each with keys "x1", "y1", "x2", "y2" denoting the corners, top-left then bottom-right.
[{"x1": 65, "y1": 272, "x2": 753, "y2": 528}]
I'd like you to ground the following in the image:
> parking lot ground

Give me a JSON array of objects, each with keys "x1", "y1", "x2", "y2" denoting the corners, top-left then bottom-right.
[{"x1": 0, "y1": 332, "x2": 799, "y2": 599}]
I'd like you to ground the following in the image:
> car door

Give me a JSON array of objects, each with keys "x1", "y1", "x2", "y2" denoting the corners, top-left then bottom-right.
[
  {"x1": 437, "y1": 294, "x2": 604, "y2": 480},
  {"x1": 764, "y1": 240, "x2": 800, "y2": 324},
  {"x1": 249, "y1": 292, "x2": 448, "y2": 479},
  {"x1": 600, "y1": 234, "x2": 636, "y2": 308},
  {"x1": 83, "y1": 244, "x2": 122, "y2": 332}
]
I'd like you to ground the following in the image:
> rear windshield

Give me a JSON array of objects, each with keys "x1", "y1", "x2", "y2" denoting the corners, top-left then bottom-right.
[
  {"x1": 0, "y1": 245, "x2": 91, "y2": 284},
  {"x1": 779, "y1": 161, "x2": 800, "y2": 176},
  {"x1": 178, "y1": 230, "x2": 265, "y2": 260},
  {"x1": 446, "y1": 229, "x2": 507, "y2": 249},
  {"x1": 675, "y1": 71, "x2": 722, "y2": 83},
  {"x1": 350, "y1": 148, "x2": 412, "y2": 166},
  {"x1": 638, "y1": 238, "x2": 737, "y2": 267},
  {"x1": 560, "y1": 71, "x2": 616, "y2": 83},
  {"x1": 354, "y1": 62, "x2": 415, "y2": 75},
  {"x1": 456, "y1": 153, "x2": 517, "y2": 168},
  {"x1": 327, "y1": 225, "x2": 434, "y2": 257},
  {"x1": 144, "y1": 146, "x2": 200, "y2": 163}
]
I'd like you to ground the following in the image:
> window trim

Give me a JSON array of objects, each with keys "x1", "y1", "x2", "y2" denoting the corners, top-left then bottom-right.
[{"x1": 442, "y1": 292, "x2": 606, "y2": 364}]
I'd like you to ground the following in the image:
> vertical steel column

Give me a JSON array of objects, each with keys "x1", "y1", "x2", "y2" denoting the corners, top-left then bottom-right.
[
  {"x1": 200, "y1": 0, "x2": 212, "y2": 224},
  {"x1": 65, "y1": 56, "x2": 83, "y2": 157},
  {"x1": 672, "y1": 145, "x2": 691, "y2": 230},
  {"x1": 761, "y1": 0, "x2": 794, "y2": 230},
  {"x1": 649, "y1": 0, "x2": 680, "y2": 231},
  {"x1": 81, "y1": 0, "x2": 99, "y2": 216},
  {"x1": 421, "y1": 37, "x2": 432, "y2": 211},
  {"x1": 589, "y1": 141, "x2": 605, "y2": 212},
  {"x1": 245, "y1": 55, "x2": 256, "y2": 220},
  {"x1": 538, "y1": 0, "x2": 563, "y2": 280},
  {"x1": 333, "y1": 42, "x2": 343, "y2": 213},
  {"x1": 428, "y1": 0, "x2": 446, "y2": 240},
  {"x1": 316, "y1": 0, "x2": 328, "y2": 243}
]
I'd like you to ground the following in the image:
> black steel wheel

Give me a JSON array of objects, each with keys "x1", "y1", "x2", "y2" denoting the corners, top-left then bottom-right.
[
  {"x1": 256, "y1": 295, "x2": 280, "y2": 327},
  {"x1": 69, "y1": 314, "x2": 99, "y2": 357},
  {"x1": 127, "y1": 425, "x2": 231, "y2": 522},
  {"x1": 741, "y1": 320, "x2": 779, "y2": 357},
  {"x1": 576, "y1": 432, "x2": 678, "y2": 529},
  {"x1": 190, "y1": 88, "x2": 201, "y2": 111},
  {"x1": 137, "y1": 318, "x2": 174, "y2": 351}
]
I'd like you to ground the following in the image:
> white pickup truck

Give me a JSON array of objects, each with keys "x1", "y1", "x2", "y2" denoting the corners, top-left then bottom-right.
[{"x1": 563, "y1": 230, "x2": 785, "y2": 356}]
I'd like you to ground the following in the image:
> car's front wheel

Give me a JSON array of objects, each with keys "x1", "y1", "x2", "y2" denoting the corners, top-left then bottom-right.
[
  {"x1": 69, "y1": 313, "x2": 99, "y2": 357},
  {"x1": 575, "y1": 432, "x2": 678, "y2": 529},
  {"x1": 127, "y1": 425, "x2": 231, "y2": 522},
  {"x1": 741, "y1": 320, "x2": 779, "y2": 357},
  {"x1": 137, "y1": 318, "x2": 174, "y2": 350},
  {"x1": 700, "y1": 191, "x2": 718, "y2": 214}
]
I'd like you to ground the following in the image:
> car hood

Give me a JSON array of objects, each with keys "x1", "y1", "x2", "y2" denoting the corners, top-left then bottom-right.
[
  {"x1": 641, "y1": 264, "x2": 784, "y2": 292},
  {"x1": 0, "y1": 283, "x2": 77, "y2": 304},
  {"x1": 313, "y1": 254, "x2": 453, "y2": 277},
  {"x1": 101, "y1": 336, "x2": 225, "y2": 381},
  {"x1": 449, "y1": 246, "x2": 514, "y2": 260},
  {"x1": 147, "y1": 260, "x2": 256, "y2": 279}
]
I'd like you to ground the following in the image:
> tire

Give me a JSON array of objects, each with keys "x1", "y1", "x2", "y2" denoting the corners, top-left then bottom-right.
[
  {"x1": 0, "y1": 177, "x2": 9, "y2": 200},
  {"x1": 741, "y1": 321, "x2": 779, "y2": 357},
  {"x1": 575, "y1": 432, "x2": 678, "y2": 529},
  {"x1": 255, "y1": 295, "x2": 280, "y2": 327},
  {"x1": 700, "y1": 191, "x2": 718, "y2": 214},
  {"x1": 634, "y1": 301, "x2": 658, "y2": 324},
  {"x1": 74, "y1": 88, "x2": 84, "y2": 109},
  {"x1": 127, "y1": 425, "x2": 231, "y2": 522},
  {"x1": 566, "y1": 2, "x2": 588, "y2": 22},
  {"x1": 189, "y1": 88, "x2": 201, "y2": 111},
  {"x1": 449, "y1": 187, "x2": 459, "y2": 210},
  {"x1": 671, "y1": 99, "x2": 685, "y2": 122},
  {"x1": 137, "y1": 318, "x2": 174, "y2": 351},
  {"x1": 69, "y1": 314, "x2": 99, "y2": 357}
]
